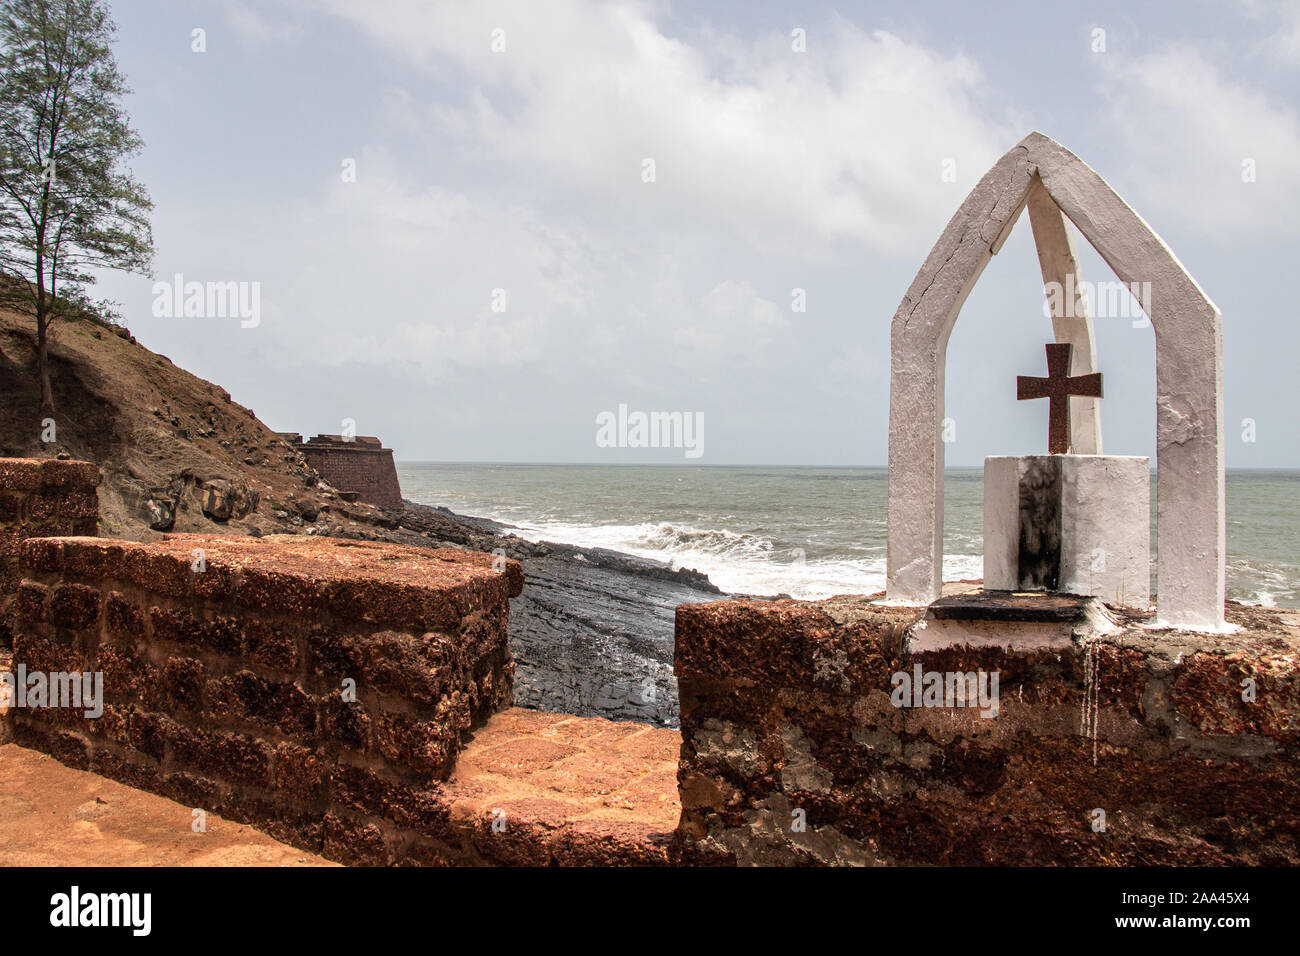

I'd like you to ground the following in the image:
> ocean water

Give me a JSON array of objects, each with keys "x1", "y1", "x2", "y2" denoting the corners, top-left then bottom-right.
[{"x1": 397, "y1": 463, "x2": 1299, "y2": 608}]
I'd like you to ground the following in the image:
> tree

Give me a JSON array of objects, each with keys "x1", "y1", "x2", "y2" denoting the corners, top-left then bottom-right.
[{"x1": 0, "y1": 0, "x2": 153, "y2": 422}]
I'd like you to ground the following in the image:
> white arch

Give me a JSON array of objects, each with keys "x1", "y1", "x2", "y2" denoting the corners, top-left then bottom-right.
[{"x1": 885, "y1": 131, "x2": 1225, "y2": 630}]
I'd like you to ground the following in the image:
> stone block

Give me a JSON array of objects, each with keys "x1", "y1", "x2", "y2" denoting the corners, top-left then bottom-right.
[{"x1": 984, "y1": 454, "x2": 1149, "y2": 608}]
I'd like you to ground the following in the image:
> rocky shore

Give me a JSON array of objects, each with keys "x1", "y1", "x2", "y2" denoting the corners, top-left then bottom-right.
[{"x1": 337, "y1": 501, "x2": 737, "y2": 727}]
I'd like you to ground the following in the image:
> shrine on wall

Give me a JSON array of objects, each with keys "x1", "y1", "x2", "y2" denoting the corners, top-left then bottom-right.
[{"x1": 884, "y1": 131, "x2": 1226, "y2": 631}]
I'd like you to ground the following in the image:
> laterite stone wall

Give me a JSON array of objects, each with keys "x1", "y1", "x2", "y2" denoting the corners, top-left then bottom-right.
[
  {"x1": 0, "y1": 458, "x2": 99, "y2": 649},
  {"x1": 293, "y1": 435, "x2": 403, "y2": 510},
  {"x1": 674, "y1": 596, "x2": 1300, "y2": 866},
  {"x1": 10, "y1": 533, "x2": 524, "y2": 863}
]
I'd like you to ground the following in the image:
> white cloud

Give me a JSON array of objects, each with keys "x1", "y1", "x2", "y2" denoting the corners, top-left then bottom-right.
[
  {"x1": 278, "y1": 148, "x2": 598, "y2": 373},
  {"x1": 1099, "y1": 44, "x2": 1300, "y2": 239},
  {"x1": 671, "y1": 280, "x2": 789, "y2": 361},
  {"x1": 1240, "y1": 0, "x2": 1300, "y2": 65},
  {"x1": 303, "y1": 0, "x2": 1019, "y2": 256},
  {"x1": 225, "y1": 3, "x2": 304, "y2": 50},
  {"x1": 206, "y1": 0, "x2": 1024, "y2": 388}
]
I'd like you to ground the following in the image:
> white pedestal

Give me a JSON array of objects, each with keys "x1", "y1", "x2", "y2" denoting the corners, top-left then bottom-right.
[{"x1": 984, "y1": 455, "x2": 1150, "y2": 609}]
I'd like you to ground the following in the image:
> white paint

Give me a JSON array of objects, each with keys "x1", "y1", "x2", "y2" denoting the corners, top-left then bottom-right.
[
  {"x1": 981, "y1": 456, "x2": 1021, "y2": 591},
  {"x1": 885, "y1": 131, "x2": 1225, "y2": 631},
  {"x1": 907, "y1": 618, "x2": 1077, "y2": 652},
  {"x1": 1057, "y1": 455, "x2": 1150, "y2": 607},
  {"x1": 983, "y1": 455, "x2": 1150, "y2": 609}
]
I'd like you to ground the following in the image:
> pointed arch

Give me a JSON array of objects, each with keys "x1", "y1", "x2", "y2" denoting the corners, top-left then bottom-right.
[{"x1": 885, "y1": 131, "x2": 1225, "y2": 630}]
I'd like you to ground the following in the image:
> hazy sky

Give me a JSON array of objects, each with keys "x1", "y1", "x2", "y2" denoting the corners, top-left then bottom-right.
[{"x1": 91, "y1": 0, "x2": 1300, "y2": 465}]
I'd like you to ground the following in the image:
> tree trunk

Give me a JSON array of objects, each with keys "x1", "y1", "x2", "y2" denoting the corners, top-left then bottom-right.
[{"x1": 37, "y1": 315, "x2": 55, "y2": 423}]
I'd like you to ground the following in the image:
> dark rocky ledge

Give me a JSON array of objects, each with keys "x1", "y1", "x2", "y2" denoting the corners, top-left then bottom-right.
[{"x1": 327, "y1": 500, "x2": 731, "y2": 727}]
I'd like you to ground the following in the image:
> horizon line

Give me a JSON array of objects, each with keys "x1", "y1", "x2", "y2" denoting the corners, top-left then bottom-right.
[{"x1": 391, "y1": 460, "x2": 1299, "y2": 471}]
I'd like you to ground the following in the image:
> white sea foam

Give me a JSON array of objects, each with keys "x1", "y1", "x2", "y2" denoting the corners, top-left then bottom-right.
[{"x1": 505, "y1": 518, "x2": 983, "y2": 599}]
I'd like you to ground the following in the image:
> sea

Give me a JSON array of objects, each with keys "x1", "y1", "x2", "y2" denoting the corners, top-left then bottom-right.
[{"x1": 397, "y1": 463, "x2": 1299, "y2": 608}]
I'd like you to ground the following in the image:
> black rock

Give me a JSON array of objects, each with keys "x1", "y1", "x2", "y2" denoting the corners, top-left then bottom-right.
[{"x1": 343, "y1": 501, "x2": 740, "y2": 727}]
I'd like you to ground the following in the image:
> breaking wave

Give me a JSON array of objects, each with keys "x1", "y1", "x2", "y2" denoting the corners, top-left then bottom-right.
[{"x1": 507, "y1": 518, "x2": 983, "y2": 599}]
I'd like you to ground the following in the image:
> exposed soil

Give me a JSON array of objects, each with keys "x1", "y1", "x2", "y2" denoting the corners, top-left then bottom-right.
[{"x1": 0, "y1": 303, "x2": 329, "y2": 539}]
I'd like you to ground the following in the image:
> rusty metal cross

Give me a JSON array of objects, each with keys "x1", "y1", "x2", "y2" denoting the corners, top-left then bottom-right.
[{"x1": 1016, "y1": 343, "x2": 1103, "y2": 454}]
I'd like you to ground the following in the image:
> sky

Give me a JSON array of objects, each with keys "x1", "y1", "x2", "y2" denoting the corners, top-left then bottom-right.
[{"x1": 87, "y1": 0, "x2": 1300, "y2": 466}]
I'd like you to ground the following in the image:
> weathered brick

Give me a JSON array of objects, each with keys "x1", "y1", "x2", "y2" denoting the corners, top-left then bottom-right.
[
  {"x1": 0, "y1": 491, "x2": 24, "y2": 522},
  {"x1": 306, "y1": 627, "x2": 363, "y2": 680},
  {"x1": 190, "y1": 562, "x2": 237, "y2": 601},
  {"x1": 128, "y1": 709, "x2": 170, "y2": 761},
  {"x1": 206, "y1": 671, "x2": 317, "y2": 737},
  {"x1": 224, "y1": 791, "x2": 323, "y2": 852},
  {"x1": 235, "y1": 567, "x2": 322, "y2": 616},
  {"x1": 12, "y1": 630, "x2": 88, "y2": 675},
  {"x1": 309, "y1": 628, "x2": 459, "y2": 703},
  {"x1": 91, "y1": 749, "x2": 164, "y2": 793},
  {"x1": 329, "y1": 764, "x2": 448, "y2": 834},
  {"x1": 162, "y1": 656, "x2": 205, "y2": 712},
  {"x1": 170, "y1": 724, "x2": 270, "y2": 788},
  {"x1": 122, "y1": 547, "x2": 190, "y2": 599},
  {"x1": 0, "y1": 459, "x2": 43, "y2": 492},
  {"x1": 162, "y1": 771, "x2": 224, "y2": 810},
  {"x1": 97, "y1": 642, "x2": 161, "y2": 705},
  {"x1": 88, "y1": 703, "x2": 132, "y2": 745},
  {"x1": 322, "y1": 813, "x2": 389, "y2": 866},
  {"x1": 38, "y1": 459, "x2": 100, "y2": 489},
  {"x1": 5, "y1": 529, "x2": 525, "y2": 867},
  {"x1": 14, "y1": 581, "x2": 49, "y2": 624},
  {"x1": 61, "y1": 540, "x2": 126, "y2": 581},
  {"x1": 54, "y1": 491, "x2": 99, "y2": 521},
  {"x1": 258, "y1": 812, "x2": 324, "y2": 855},
  {"x1": 322, "y1": 696, "x2": 371, "y2": 752},
  {"x1": 376, "y1": 711, "x2": 458, "y2": 779},
  {"x1": 149, "y1": 606, "x2": 241, "y2": 656},
  {"x1": 273, "y1": 743, "x2": 328, "y2": 802},
  {"x1": 246, "y1": 619, "x2": 298, "y2": 672},
  {"x1": 13, "y1": 723, "x2": 90, "y2": 770},
  {"x1": 104, "y1": 592, "x2": 146, "y2": 639},
  {"x1": 17, "y1": 536, "x2": 63, "y2": 573},
  {"x1": 48, "y1": 582, "x2": 101, "y2": 630}
]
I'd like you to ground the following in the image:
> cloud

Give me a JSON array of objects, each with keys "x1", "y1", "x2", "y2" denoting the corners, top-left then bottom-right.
[
  {"x1": 671, "y1": 280, "x2": 789, "y2": 361},
  {"x1": 1098, "y1": 44, "x2": 1300, "y2": 239},
  {"x1": 1240, "y1": 0, "x2": 1300, "y2": 65},
  {"x1": 225, "y1": 3, "x2": 304, "y2": 50},
  {"x1": 199, "y1": 0, "x2": 1024, "y2": 391},
  {"x1": 268, "y1": 148, "x2": 598, "y2": 375},
  {"x1": 302, "y1": 0, "x2": 1020, "y2": 256}
]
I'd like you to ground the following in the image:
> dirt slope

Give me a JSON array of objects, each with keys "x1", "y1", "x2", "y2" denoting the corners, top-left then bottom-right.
[{"x1": 0, "y1": 302, "x2": 368, "y2": 541}]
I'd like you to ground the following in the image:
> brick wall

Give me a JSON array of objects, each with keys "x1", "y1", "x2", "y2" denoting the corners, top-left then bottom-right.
[
  {"x1": 294, "y1": 436, "x2": 403, "y2": 509},
  {"x1": 0, "y1": 459, "x2": 99, "y2": 649},
  {"x1": 9, "y1": 533, "x2": 524, "y2": 864},
  {"x1": 674, "y1": 597, "x2": 1300, "y2": 866}
]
